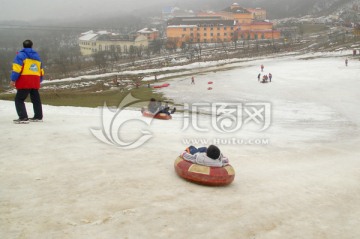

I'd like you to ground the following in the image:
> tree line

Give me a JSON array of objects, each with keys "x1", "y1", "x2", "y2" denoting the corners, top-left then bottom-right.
[{"x1": 0, "y1": 26, "x2": 167, "y2": 90}]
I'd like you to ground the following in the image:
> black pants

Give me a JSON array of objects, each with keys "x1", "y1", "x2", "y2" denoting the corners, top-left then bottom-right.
[{"x1": 15, "y1": 89, "x2": 43, "y2": 119}]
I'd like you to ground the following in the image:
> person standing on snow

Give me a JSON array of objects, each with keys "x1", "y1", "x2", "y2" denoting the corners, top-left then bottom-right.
[
  {"x1": 345, "y1": 58, "x2": 348, "y2": 67},
  {"x1": 261, "y1": 75, "x2": 266, "y2": 83},
  {"x1": 10, "y1": 40, "x2": 44, "y2": 124},
  {"x1": 269, "y1": 73, "x2": 272, "y2": 82},
  {"x1": 261, "y1": 64, "x2": 264, "y2": 72}
]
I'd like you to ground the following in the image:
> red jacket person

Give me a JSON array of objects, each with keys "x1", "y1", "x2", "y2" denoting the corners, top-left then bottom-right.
[{"x1": 10, "y1": 40, "x2": 44, "y2": 124}]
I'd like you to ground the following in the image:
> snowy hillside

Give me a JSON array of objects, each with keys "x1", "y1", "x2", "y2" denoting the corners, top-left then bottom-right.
[
  {"x1": 1, "y1": 51, "x2": 360, "y2": 238},
  {"x1": 186, "y1": 0, "x2": 360, "y2": 18}
]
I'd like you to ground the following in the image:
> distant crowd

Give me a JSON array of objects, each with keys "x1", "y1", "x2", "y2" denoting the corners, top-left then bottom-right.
[{"x1": 258, "y1": 64, "x2": 272, "y2": 83}]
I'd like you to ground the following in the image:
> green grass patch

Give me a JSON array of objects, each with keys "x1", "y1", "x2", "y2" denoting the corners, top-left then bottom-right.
[
  {"x1": 299, "y1": 23, "x2": 329, "y2": 34},
  {"x1": 0, "y1": 87, "x2": 172, "y2": 108}
]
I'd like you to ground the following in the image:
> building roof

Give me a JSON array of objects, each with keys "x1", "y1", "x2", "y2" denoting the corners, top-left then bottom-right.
[
  {"x1": 79, "y1": 30, "x2": 113, "y2": 41},
  {"x1": 222, "y1": 6, "x2": 250, "y2": 14},
  {"x1": 241, "y1": 21, "x2": 273, "y2": 26},
  {"x1": 138, "y1": 28, "x2": 158, "y2": 34},
  {"x1": 246, "y1": 8, "x2": 265, "y2": 12},
  {"x1": 167, "y1": 25, "x2": 198, "y2": 28},
  {"x1": 81, "y1": 30, "x2": 95, "y2": 35},
  {"x1": 79, "y1": 33, "x2": 98, "y2": 41},
  {"x1": 167, "y1": 16, "x2": 235, "y2": 26},
  {"x1": 79, "y1": 30, "x2": 147, "y2": 42},
  {"x1": 97, "y1": 34, "x2": 138, "y2": 42}
]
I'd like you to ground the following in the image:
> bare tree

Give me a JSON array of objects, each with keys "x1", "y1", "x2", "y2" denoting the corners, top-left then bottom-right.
[
  {"x1": 151, "y1": 39, "x2": 164, "y2": 54},
  {"x1": 93, "y1": 51, "x2": 107, "y2": 73},
  {"x1": 166, "y1": 38, "x2": 180, "y2": 52},
  {"x1": 232, "y1": 29, "x2": 239, "y2": 49}
]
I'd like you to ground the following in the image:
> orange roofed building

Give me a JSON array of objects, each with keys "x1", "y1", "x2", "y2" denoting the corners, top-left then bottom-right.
[
  {"x1": 137, "y1": 28, "x2": 159, "y2": 41},
  {"x1": 166, "y1": 3, "x2": 280, "y2": 48}
]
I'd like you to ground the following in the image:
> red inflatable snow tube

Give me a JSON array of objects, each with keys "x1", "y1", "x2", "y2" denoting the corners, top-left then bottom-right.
[
  {"x1": 142, "y1": 110, "x2": 172, "y2": 120},
  {"x1": 174, "y1": 157, "x2": 235, "y2": 186},
  {"x1": 208, "y1": 81, "x2": 213, "y2": 84},
  {"x1": 153, "y1": 83, "x2": 170, "y2": 88}
]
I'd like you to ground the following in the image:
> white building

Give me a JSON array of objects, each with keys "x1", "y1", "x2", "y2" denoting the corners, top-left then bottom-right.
[{"x1": 79, "y1": 30, "x2": 148, "y2": 56}]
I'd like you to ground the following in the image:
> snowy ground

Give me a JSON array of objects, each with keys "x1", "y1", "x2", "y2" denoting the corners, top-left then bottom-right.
[{"x1": 1, "y1": 52, "x2": 360, "y2": 239}]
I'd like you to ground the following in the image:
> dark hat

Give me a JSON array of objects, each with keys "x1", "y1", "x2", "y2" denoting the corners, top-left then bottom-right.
[
  {"x1": 23, "y1": 40, "x2": 33, "y2": 48},
  {"x1": 206, "y1": 145, "x2": 220, "y2": 160}
]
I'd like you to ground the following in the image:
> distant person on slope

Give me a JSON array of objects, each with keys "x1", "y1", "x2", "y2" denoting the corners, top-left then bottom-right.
[
  {"x1": 345, "y1": 58, "x2": 348, "y2": 67},
  {"x1": 10, "y1": 40, "x2": 44, "y2": 124},
  {"x1": 261, "y1": 75, "x2": 267, "y2": 83}
]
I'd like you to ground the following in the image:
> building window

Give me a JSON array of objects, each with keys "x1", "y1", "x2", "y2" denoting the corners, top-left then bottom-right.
[
  {"x1": 224, "y1": 27, "x2": 227, "y2": 30},
  {"x1": 217, "y1": 33, "x2": 220, "y2": 36},
  {"x1": 224, "y1": 33, "x2": 227, "y2": 36},
  {"x1": 183, "y1": 28, "x2": 186, "y2": 31},
  {"x1": 190, "y1": 33, "x2": 194, "y2": 36},
  {"x1": 231, "y1": 27, "x2": 234, "y2": 30},
  {"x1": 211, "y1": 33, "x2": 213, "y2": 36},
  {"x1": 204, "y1": 33, "x2": 207, "y2": 36},
  {"x1": 190, "y1": 28, "x2": 193, "y2": 31},
  {"x1": 204, "y1": 27, "x2": 207, "y2": 30},
  {"x1": 210, "y1": 27, "x2": 213, "y2": 30}
]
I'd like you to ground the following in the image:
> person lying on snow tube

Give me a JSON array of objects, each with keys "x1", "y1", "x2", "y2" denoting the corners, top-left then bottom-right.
[
  {"x1": 147, "y1": 98, "x2": 158, "y2": 114},
  {"x1": 144, "y1": 98, "x2": 176, "y2": 115},
  {"x1": 156, "y1": 101, "x2": 176, "y2": 115},
  {"x1": 181, "y1": 145, "x2": 229, "y2": 167}
]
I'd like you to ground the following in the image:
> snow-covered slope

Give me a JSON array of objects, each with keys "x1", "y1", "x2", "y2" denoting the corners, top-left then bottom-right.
[{"x1": 1, "y1": 51, "x2": 359, "y2": 238}]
